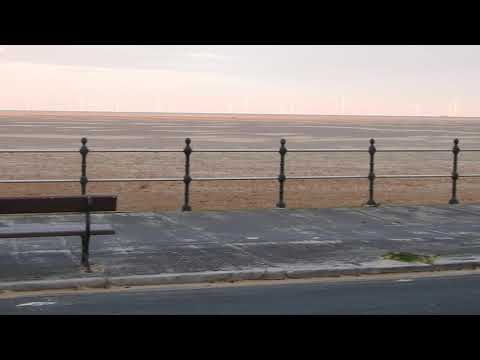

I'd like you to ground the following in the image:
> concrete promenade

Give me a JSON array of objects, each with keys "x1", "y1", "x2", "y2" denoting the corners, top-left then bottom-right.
[{"x1": 1, "y1": 204, "x2": 480, "y2": 292}]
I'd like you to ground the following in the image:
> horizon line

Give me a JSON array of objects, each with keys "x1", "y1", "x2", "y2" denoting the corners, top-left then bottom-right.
[{"x1": 0, "y1": 109, "x2": 478, "y2": 119}]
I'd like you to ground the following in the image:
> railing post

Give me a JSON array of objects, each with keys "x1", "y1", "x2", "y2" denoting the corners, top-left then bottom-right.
[
  {"x1": 449, "y1": 138, "x2": 460, "y2": 205},
  {"x1": 182, "y1": 138, "x2": 192, "y2": 211},
  {"x1": 276, "y1": 138, "x2": 287, "y2": 208},
  {"x1": 366, "y1": 138, "x2": 378, "y2": 206},
  {"x1": 81, "y1": 196, "x2": 92, "y2": 272},
  {"x1": 79, "y1": 137, "x2": 89, "y2": 195}
]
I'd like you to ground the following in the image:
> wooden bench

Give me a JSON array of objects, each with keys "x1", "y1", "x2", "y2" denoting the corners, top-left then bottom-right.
[{"x1": 0, "y1": 195, "x2": 117, "y2": 271}]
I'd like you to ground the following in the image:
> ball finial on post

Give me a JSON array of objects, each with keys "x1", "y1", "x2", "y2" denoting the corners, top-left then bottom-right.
[
  {"x1": 79, "y1": 137, "x2": 89, "y2": 195},
  {"x1": 182, "y1": 138, "x2": 193, "y2": 211},
  {"x1": 366, "y1": 138, "x2": 378, "y2": 206},
  {"x1": 276, "y1": 138, "x2": 287, "y2": 208}
]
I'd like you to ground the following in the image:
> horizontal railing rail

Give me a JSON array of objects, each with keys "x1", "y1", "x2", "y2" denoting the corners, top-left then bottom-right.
[
  {"x1": 2, "y1": 148, "x2": 480, "y2": 153},
  {"x1": 1, "y1": 174, "x2": 479, "y2": 185},
  {"x1": 0, "y1": 137, "x2": 477, "y2": 210}
]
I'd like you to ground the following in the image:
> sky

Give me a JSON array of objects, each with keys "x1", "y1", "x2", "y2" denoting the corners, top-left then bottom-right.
[{"x1": 0, "y1": 45, "x2": 479, "y2": 116}]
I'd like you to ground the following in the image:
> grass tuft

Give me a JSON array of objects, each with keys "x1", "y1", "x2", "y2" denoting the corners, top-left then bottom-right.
[{"x1": 383, "y1": 252, "x2": 437, "y2": 265}]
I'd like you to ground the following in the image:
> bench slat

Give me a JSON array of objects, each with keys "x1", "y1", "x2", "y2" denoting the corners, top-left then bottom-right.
[
  {"x1": 0, "y1": 195, "x2": 117, "y2": 214},
  {"x1": 0, "y1": 224, "x2": 115, "y2": 238}
]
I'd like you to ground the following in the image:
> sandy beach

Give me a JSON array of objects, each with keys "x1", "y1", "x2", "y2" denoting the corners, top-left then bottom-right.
[{"x1": 0, "y1": 110, "x2": 478, "y2": 211}]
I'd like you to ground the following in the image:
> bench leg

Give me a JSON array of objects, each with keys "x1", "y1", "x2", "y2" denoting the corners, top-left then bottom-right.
[{"x1": 81, "y1": 234, "x2": 92, "y2": 272}]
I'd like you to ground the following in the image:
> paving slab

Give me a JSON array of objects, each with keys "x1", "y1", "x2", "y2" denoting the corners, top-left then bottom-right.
[{"x1": 1, "y1": 205, "x2": 480, "y2": 288}]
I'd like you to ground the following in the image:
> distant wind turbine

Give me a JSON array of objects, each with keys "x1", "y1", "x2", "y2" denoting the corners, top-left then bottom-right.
[
  {"x1": 244, "y1": 98, "x2": 250, "y2": 113},
  {"x1": 415, "y1": 104, "x2": 421, "y2": 116}
]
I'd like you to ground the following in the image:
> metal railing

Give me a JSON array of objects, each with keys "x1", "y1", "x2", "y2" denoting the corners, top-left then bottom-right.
[{"x1": 0, "y1": 137, "x2": 479, "y2": 210}]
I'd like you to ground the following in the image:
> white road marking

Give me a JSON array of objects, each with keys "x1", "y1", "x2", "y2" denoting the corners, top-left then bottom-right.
[
  {"x1": 396, "y1": 279, "x2": 413, "y2": 282},
  {"x1": 16, "y1": 301, "x2": 57, "y2": 307}
]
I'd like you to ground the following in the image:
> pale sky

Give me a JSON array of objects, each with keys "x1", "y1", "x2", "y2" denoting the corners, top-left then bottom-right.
[{"x1": 1, "y1": 45, "x2": 479, "y2": 116}]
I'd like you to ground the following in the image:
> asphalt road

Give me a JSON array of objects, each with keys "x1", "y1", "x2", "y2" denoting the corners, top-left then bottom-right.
[{"x1": 2, "y1": 273, "x2": 480, "y2": 314}]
